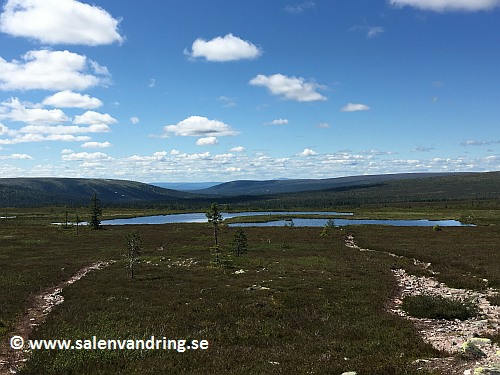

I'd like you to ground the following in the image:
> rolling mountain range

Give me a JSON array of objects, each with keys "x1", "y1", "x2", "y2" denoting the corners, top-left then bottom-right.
[
  {"x1": 0, "y1": 178, "x2": 194, "y2": 207},
  {"x1": 0, "y1": 172, "x2": 498, "y2": 207},
  {"x1": 192, "y1": 172, "x2": 464, "y2": 196}
]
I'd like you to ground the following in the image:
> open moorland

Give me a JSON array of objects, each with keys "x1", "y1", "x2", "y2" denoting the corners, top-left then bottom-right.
[{"x1": 0, "y1": 173, "x2": 499, "y2": 374}]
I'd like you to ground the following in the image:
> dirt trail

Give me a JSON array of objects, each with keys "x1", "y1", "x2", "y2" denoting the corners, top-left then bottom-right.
[
  {"x1": 345, "y1": 234, "x2": 500, "y2": 375},
  {"x1": 0, "y1": 261, "x2": 110, "y2": 374}
]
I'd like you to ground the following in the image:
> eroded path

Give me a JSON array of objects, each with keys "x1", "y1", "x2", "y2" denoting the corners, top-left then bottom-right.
[
  {"x1": 345, "y1": 234, "x2": 500, "y2": 375},
  {"x1": 0, "y1": 261, "x2": 110, "y2": 374}
]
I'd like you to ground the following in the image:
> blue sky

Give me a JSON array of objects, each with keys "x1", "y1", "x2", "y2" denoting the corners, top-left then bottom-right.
[{"x1": 0, "y1": 0, "x2": 499, "y2": 182}]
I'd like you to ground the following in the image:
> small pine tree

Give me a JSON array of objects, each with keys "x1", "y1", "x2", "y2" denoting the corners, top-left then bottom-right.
[
  {"x1": 125, "y1": 231, "x2": 142, "y2": 279},
  {"x1": 321, "y1": 218, "x2": 336, "y2": 237},
  {"x1": 232, "y1": 227, "x2": 248, "y2": 257},
  {"x1": 206, "y1": 203, "x2": 223, "y2": 246},
  {"x1": 88, "y1": 193, "x2": 102, "y2": 230},
  {"x1": 211, "y1": 244, "x2": 222, "y2": 267}
]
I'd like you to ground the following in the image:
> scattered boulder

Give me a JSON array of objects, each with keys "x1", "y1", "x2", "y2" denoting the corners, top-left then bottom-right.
[{"x1": 245, "y1": 285, "x2": 270, "y2": 291}]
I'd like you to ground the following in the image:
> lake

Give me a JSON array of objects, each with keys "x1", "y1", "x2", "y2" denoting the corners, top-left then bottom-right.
[
  {"x1": 98, "y1": 212, "x2": 472, "y2": 227},
  {"x1": 228, "y1": 218, "x2": 473, "y2": 227},
  {"x1": 100, "y1": 211, "x2": 352, "y2": 225}
]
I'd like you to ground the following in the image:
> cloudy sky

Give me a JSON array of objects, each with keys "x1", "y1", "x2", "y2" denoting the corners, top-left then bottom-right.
[{"x1": 0, "y1": 0, "x2": 499, "y2": 182}]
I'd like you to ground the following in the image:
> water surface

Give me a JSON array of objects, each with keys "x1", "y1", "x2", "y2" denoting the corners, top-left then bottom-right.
[
  {"x1": 97, "y1": 212, "x2": 472, "y2": 227},
  {"x1": 100, "y1": 211, "x2": 352, "y2": 225},
  {"x1": 228, "y1": 218, "x2": 473, "y2": 227}
]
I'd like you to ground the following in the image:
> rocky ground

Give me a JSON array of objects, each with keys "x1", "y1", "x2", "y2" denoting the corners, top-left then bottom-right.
[{"x1": 345, "y1": 234, "x2": 500, "y2": 375}]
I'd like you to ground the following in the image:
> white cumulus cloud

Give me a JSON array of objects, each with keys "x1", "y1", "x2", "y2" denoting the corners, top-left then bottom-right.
[
  {"x1": 0, "y1": 132, "x2": 90, "y2": 144},
  {"x1": 19, "y1": 124, "x2": 110, "y2": 135},
  {"x1": 62, "y1": 151, "x2": 112, "y2": 161},
  {"x1": 187, "y1": 33, "x2": 262, "y2": 62},
  {"x1": 0, "y1": 98, "x2": 68, "y2": 124},
  {"x1": 341, "y1": 103, "x2": 370, "y2": 112},
  {"x1": 389, "y1": 0, "x2": 500, "y2": 11},
  {"x1": 0, "y1": 50, "x2": 108, "y2": 91},
  {"x1": 250, "y1": 73, "x2": 327, "y2": 102},
  {"x1": 196, "y1": 136, "x2": 219, "y2": 146},
  {"x1": 163, "y1": 116, "x2": 238, "y2": 137},
  {"x1": 42, "y1": 91, "x2": 103, "y2": 109},
  {"x1": 0, "y1": 0, "x2": 124, "y2": 45},
  {"x1": 299, "y1": 148, "x2": 318, "y2": 156},
  {"x1": 0, "y1": 153, "x2": 32, "y2": 160},
  {"x1": 81, "y1": 141, "x2": 112, "y2": 149},
  {"x1": 229, "y1": 146, "x2": 246, "y2": 153},
  {"x1": 0, "y1": 118, "x2": 111, "y2": 145},
  {"x1": 73, "y1": 111, "x2": 117, "y2": 126},
  {"x1": 270, "y1": 119, "x2": 289, "y2": 125}
]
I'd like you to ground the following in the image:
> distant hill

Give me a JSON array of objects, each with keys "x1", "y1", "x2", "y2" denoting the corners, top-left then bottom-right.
[
  {"x1": 260, "y1": 171, "x2": 500, "y2": 208},
  {"x1": 1, "y1": 172, "x2": 498, "y2": 208},
  {"x1": 0, "y1": 178, "x2": 196, "y2": 207},
  {"x1": 150, "y1": 182, "x2": 222, "y2": 191},
  {"x1": 194, "y1": 172, "x2": 466, "y2": 196}
]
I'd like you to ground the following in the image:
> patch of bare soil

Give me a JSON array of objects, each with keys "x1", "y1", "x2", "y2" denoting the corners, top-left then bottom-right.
[
  {"x1": 345, "y1": 234, "x2": 500, "y2": 375},
  {"x1": 0, "y1": 261, "x2": 110, "y2": 374}
]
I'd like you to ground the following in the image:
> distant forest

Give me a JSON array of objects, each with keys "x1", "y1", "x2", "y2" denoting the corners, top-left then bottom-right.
[{"x1": 0, "y1": 172, "x2": 498, "y2": 209}]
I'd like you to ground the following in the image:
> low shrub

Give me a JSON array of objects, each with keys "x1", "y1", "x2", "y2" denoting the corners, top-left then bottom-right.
[
  {"x1": 487, "y1": 293, "x2": 500, "y2": 306},
  {"x1": 402, "y1": 294, "x2": 478, "y2": 321}
]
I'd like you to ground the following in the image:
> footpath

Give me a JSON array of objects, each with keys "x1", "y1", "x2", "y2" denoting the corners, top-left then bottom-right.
[
  {"x1": 0, "y1": 261, "x2": 110, "y2": 375},
  {"x1": 345, "y1": 234, "x2": 500, "y2": 375}
]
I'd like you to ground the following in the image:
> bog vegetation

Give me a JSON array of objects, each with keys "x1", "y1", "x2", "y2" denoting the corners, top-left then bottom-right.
[
  {"x1": 0, "y1": 175, "x2": 498, "y2": 374},
  {"x1": 402, "y1": 294, "x2": 478, "y2": 321}
]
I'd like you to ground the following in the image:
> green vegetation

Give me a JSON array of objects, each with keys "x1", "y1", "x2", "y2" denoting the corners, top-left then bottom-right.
[
  {"x1": 402, "y1": 294, "x2": 478, "y2": 321},
  {"x1": 231, "y1": 227, "x2": 248, "y2": 257},
  {"x1": 196, "y1": 172, "x2": 478, "y2": 196},
  {"x1": 206, "y1": 202, "x2": 222, "y2": 246},
  {"x1": 321, "y1": 218, "x2": 336, "y2": 237},
  {"x1": 351, "y1": 226, "x2": 500, "y2": 290},
  {"x1": 1, "y1": 212, "x2": 449, "y2": 375},
  {"x1": 487, "y1": 293, "x2": 500, "y2": 306},
  {"x1": 125, "y1": 231, "x2": 142, "y2": 279},
  {"x1": 0, "y1": 177, "x2": 195, "y2": 207},
  {"x1": 1, "y1": 173, "x2": 499, "y2": 218},
  {"x1": 0, "y1": 172, "x2": 498, "y2": 374},
  {"x1": 88, "y1": 193, "x2": 103, "y2": 230}
]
